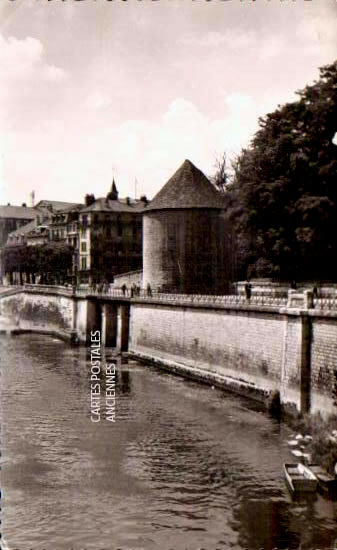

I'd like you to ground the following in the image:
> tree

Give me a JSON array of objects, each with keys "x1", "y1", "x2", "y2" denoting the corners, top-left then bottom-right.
[
  {"x1": 3, "y1": 243, "x2": 73, "y2": 284},
  {"x1": 226, "y1": 60, "x2": 337, "y2": 281},
  {"x1": 210, "y1": 152, "x2": 228, "y2": 193}
]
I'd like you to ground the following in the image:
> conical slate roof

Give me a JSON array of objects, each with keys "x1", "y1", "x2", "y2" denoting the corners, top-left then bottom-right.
[{"x1": 145, "y1": 159, "x2": 224, "y2": 212}]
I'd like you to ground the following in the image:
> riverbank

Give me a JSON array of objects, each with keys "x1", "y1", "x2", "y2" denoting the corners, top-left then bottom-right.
[
  {"x1": 284, "y1": 411, "x2": 337, "y2": 475},
  {"x1": 129, "y1": 349, "x2": 270, "y2": 403},
  {"x1": 0, "y1": 315, "x2": 71, "y2": 342}
]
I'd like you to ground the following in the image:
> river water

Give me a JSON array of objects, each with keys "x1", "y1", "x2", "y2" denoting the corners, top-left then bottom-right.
[{"x1": 1, "y1": 334, "x2": 337, "y2": 550}]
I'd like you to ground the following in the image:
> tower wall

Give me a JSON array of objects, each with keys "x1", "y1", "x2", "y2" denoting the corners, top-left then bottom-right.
[{"x1": 143, "y1": 209, "x2": 230, "y2": 294}]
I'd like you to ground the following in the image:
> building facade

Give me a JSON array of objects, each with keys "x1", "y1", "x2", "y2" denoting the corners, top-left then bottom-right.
[
  {"x1": 2, "y1": 186, "x2": 145, "y2": 286},
  {"x1": 0, "y1": 205, "x2": 39, "y2": 248},
  {"x1": 78, "y1": 184, "x2": 145, "y2": 284},
  {"x1": 2, "y1": 201, "x2": 80, "y2": 285}
]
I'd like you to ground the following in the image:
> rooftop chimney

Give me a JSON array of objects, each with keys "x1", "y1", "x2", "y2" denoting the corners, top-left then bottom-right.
[{"x1": 85, "y1": 193, "x2": 95, "y2": 206}]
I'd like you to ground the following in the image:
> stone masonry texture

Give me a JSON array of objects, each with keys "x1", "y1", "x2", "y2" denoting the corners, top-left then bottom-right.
[{"x1": 129, "y1": 302, "x2": 337, "y2": 416}]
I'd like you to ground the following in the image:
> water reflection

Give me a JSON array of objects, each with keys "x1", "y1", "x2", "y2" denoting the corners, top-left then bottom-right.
[{"x1": 1, "y1": 334, "x2": 337, "y2": 549}]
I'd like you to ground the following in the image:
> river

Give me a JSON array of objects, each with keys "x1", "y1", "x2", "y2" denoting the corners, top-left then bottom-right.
[{"x1": 1, "y1": 334, "x2": 337, "y2": 549}]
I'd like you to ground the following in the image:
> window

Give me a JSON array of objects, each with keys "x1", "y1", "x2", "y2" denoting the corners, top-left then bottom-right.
[
  {"x1": 81, "y1": 242, "x2": 87, "y2": 252},
  {"x1": 81, "y1": 257, "x2": 87, "y2": 270}
]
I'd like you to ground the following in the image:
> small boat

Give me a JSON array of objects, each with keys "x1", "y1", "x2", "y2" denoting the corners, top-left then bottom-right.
[
  {"x1": 308, "y1": 465, "x2": 337, "y2": 497},
  {"x1": 284, "y1": 463, "x2": 318, "y2": 494}
]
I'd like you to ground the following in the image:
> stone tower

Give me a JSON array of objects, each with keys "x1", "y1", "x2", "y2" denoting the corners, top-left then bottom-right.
[{"x1": 143, "y1": 159, "x2": 229, "y2": 294}]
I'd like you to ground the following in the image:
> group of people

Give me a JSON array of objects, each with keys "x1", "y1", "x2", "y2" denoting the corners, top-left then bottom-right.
[
  {"x1": 90, "y1": 281, "x2": 110, "y2": 294},
  {"x1": 84, "y1": 280, "x2": 155, "y2": 297},
  {"x1": 121, "y1": 283, "x2": 153, "y2": 297},
  {"x1": 121, "y1": 283, "x2": 140, "y2": 297}
]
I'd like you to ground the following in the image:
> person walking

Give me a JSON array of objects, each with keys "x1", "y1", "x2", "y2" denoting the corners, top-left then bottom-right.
[{"x1": 244, "y1": 281, "x2": 252, "y2": 300}]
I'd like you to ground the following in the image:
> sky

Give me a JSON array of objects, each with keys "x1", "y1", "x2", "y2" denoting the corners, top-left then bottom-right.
[{"x1": 0, "y1": 0, "x2": 336, "y2": 205}]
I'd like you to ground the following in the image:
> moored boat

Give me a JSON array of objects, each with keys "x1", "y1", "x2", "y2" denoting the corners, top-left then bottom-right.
[
  {"x1": 308, "y1": 465, "x2": 337, "y2": 497},
  {"x1": 284, "y1": 463, "x2": 318, "y2": 494}
]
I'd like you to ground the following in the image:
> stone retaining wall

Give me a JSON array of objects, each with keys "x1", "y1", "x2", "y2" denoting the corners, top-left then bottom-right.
[{"x1": 129, "y1": 300, "x2": 337, "y2": 417}]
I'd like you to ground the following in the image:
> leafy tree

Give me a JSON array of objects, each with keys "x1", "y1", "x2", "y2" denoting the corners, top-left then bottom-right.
[
  {"x1": 225, "y1": 60, "x2": 337, "y2": 281},
  {"x1": 3, "y1": 243, "x2": 73, "y2": 284}
]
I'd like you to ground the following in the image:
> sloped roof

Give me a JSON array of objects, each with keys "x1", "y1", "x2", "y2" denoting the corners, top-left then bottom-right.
[
  {"x1": 81, "y1": 197, "x2": 145, "y2": 214},
  {"x1": 145, "y1": 159, "x2": 224, "y2": 212},
  {"x1": 55, "y1": 203, "x2": 83, "y2": 213},
  {"x1": 7, "y1": 219, "x2": 37, "y2": 238},
  {"x1": 7, "y1": 220, "x2": 50, "y2": 244},
  {"x1": 26, "y1": 226, "x2": 49, "y2": 238},
  {"x1": 0, "y1": 205, "x2": 38, "y2": 219},
  {"x1": 35, "y1": 200, "x2": 79, "y2": 211}
]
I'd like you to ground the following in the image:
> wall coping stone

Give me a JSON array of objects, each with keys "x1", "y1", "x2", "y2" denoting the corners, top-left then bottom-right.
[{"x1": 131, "y1": 298, "x2": 284, "y2": 315}]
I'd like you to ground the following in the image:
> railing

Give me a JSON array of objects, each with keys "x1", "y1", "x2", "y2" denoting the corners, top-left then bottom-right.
[
  {"x1": 75, "y1": 286, "x2": 125, "y2": 298},
  {"x1": 0, "y1": 285, "x2": 26, "y2": 297},
  {"x1": 74, "y1": 288, "x2": 289, "y2": 307},
  {"x1": 18, "y1": 284, "x2": 289, "y2": 306},
  {"x1": 1, "y1": 284, "x2": 336, "y2": 312},
  {"x1": 24, "y1": 283, "x2": 73, "y2": 296},
  {"x1": 313, "y1": 297, "x2": 337, "y2": 311},
  {"x1": 130, "y1": 291, "x2": 289, "y2": 307}
]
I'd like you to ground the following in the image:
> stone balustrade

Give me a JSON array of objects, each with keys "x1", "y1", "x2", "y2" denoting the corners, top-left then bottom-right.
[
  {"x1": 24, "y1": 283, "x2": 73, "y2": 296},
  {"x1": 0, "y1": 284, "x2": 334, "y2": 312},
  {"x1": 313, "y1": 297, "x2": 337, "y2": 310}
]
